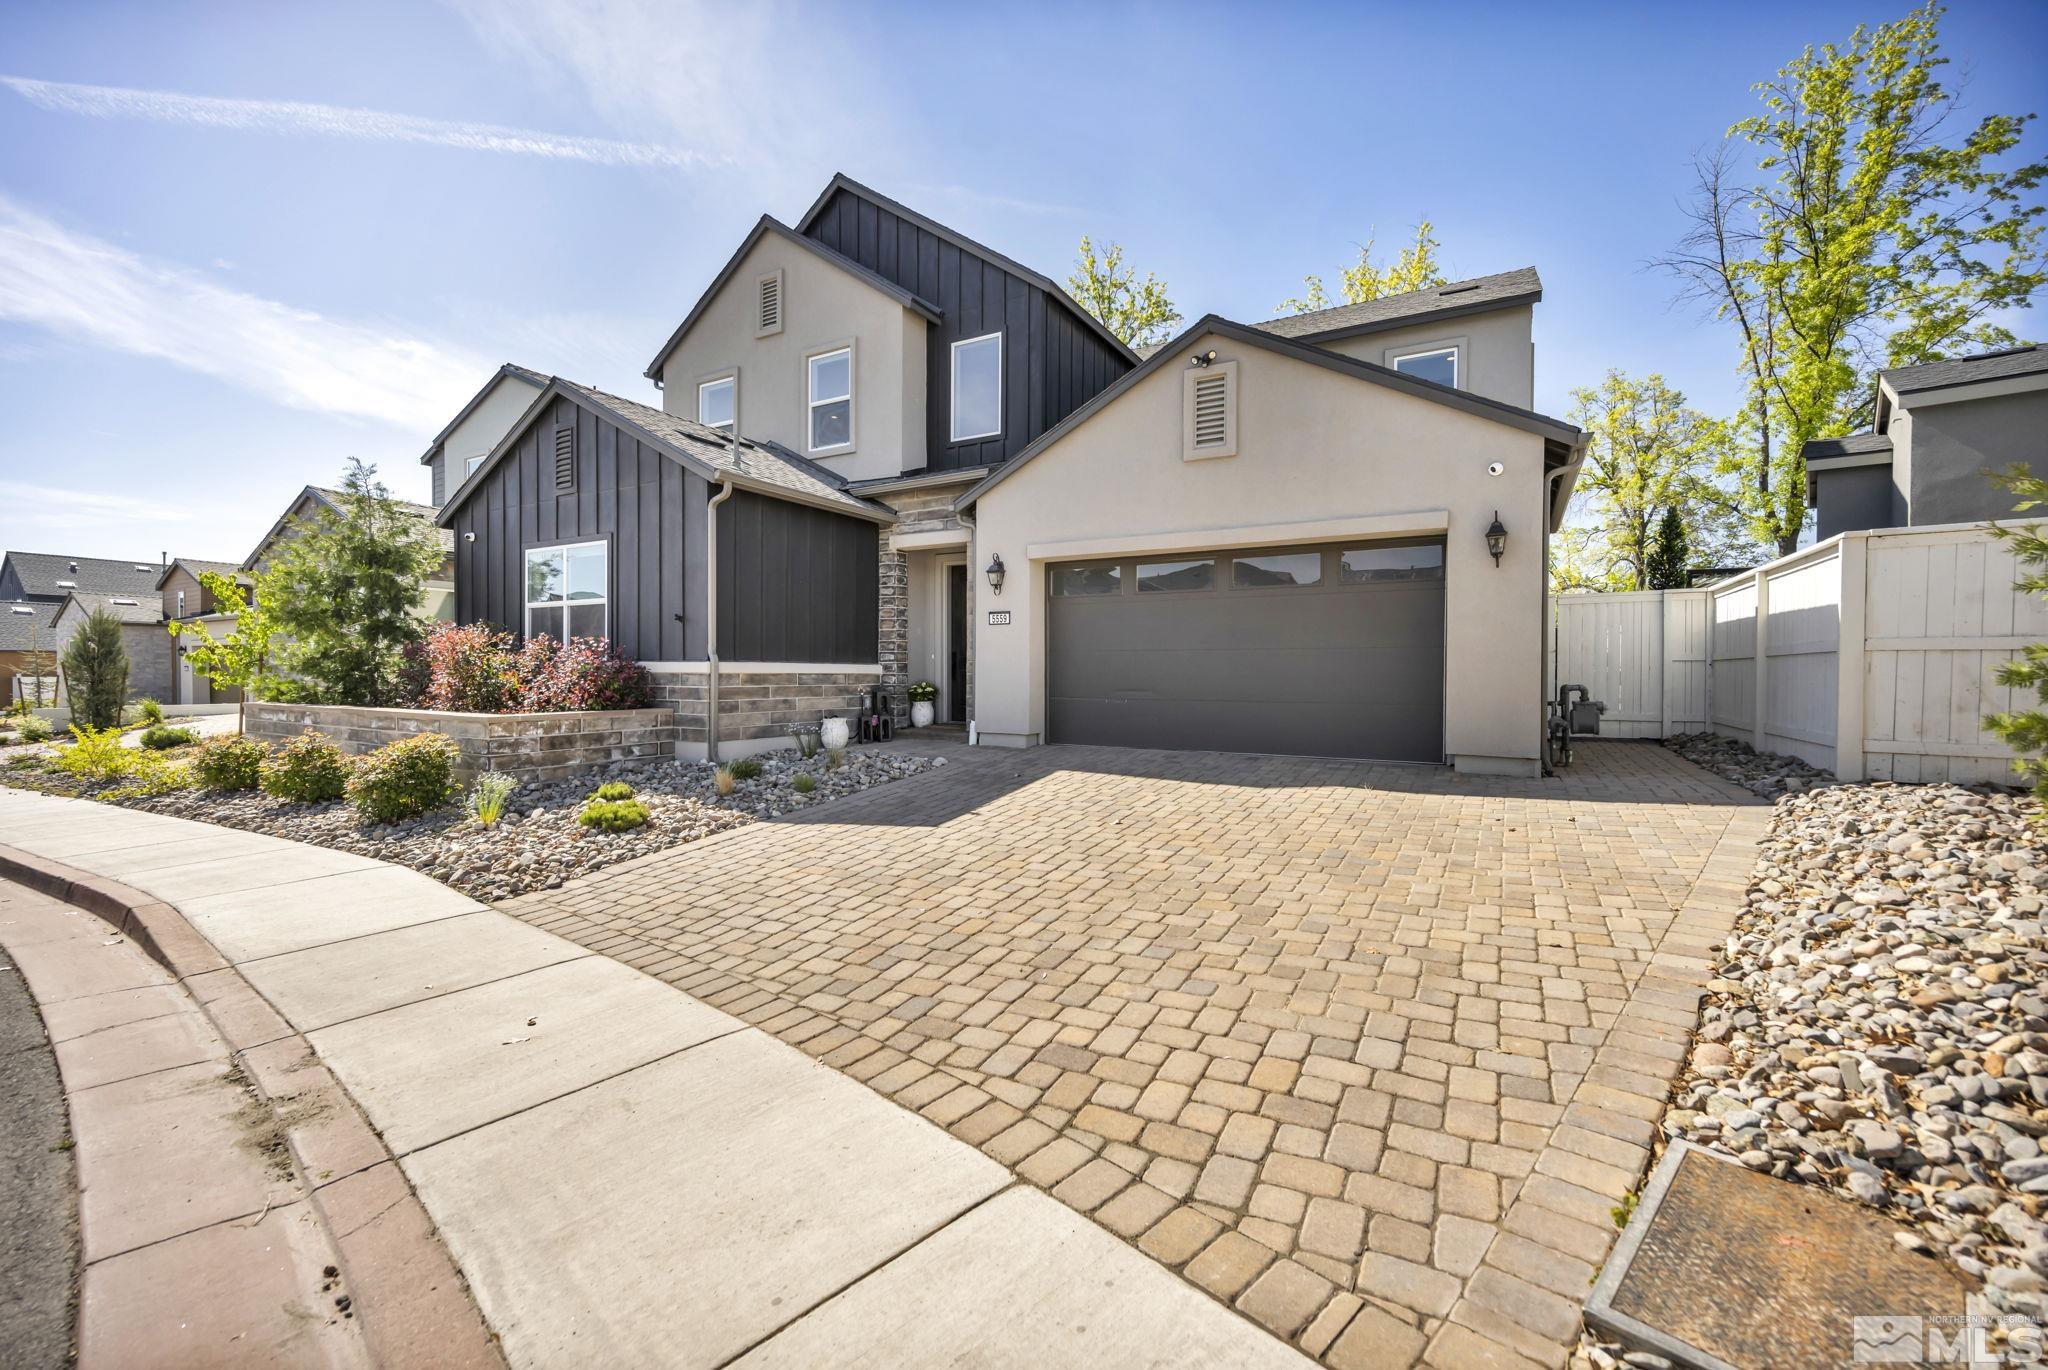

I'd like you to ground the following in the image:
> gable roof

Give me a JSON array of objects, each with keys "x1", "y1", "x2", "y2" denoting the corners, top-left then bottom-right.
[
  {"x1": 154, "y1": 558, "x2": 248, "y2": 591},
  {"x1": 1254, "y1": 267, "x2": 1543, "y2": 344},
  {"x1": 1883, "y1": 343, "x2": 2048, "y2": 396},
  {"x1": 2, "y1": 551, "x2": 165, "y2": 600},
  {"x1": 420, "y1": 363, "x2": 548, "y2": 465},
  {"x1": 57, "y1": 591, "x2": 163, "y2": 626},
  {"x1": 245, "y1": 486, "x2": 451, "y2": 571},
  {"x1": 643, "y1": 215, "x2": 943, "y2": 381},
  {"x1": 438, "y1": 377, "x2": 895, "y2": 527},
  {"x1": 794, "y1": 174, "x2": 1141, "y2": 367},
  {"x1": 1801, "y1": 432, "x2": 1894, "y2": 464},
  {"x1": 0, "y1": 598, "x2": 62, "y2": 652},
  {"x1": 955, "y1": 315, "x2": 1582, "y2": 510}
]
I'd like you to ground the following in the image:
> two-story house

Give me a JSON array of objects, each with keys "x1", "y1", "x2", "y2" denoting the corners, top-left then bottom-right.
[
  {"x1": 0, "y1": 551, "x2": 177, "y2": 705},
  {"x1": 436, "y1": 175, "x2": 1585, "y2": 772},
  {"x1": 157, "y1": 557, "x2": 251, "y2": 704}
]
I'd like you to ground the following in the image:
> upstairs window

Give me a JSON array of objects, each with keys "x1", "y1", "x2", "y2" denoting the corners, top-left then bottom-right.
[
  {"x1": 698, "y1": 375, "x2": 736, "y2": 431},
  {"x1": 177, "y1": 589, "x2": 187, "y2": 617},
  {"x1": 1391, "y1": 346, "x2": 1458, "y2": 388},
  {"x1": 464, "y1": 453, "x2": 486, "y2": 477},
  {"x1": 808, "y1": 346, "x2": 853, "y2": 452},
  {"x1": 525, "y1": 541, "x2": 608, "y2": 644},
  {"x1": 950, "y1": 333, "x2": 1003, "y2": 442}
]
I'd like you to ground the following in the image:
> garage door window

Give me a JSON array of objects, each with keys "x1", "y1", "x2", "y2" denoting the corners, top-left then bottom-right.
[
  {"x1": 1340, "y1": 543, "x2": 1444, "y2": 582},
  {"x1": 1051, "y1": 563, "x2": 1121, "y2": 596},
  {"x1": 1137, "y1": 559, "x2": 1213, "y2": 593},
  {"x1": 1232, "y1": 552, "x2": 1322, "y2": 588}
]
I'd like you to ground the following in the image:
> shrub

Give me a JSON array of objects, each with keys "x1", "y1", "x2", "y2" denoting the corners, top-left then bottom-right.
[
  {"x1": 727, "y1": 756, "x2": 763, "y2": 781},
  {"x1": 516, "y1": 636, "x2": 653, "y2": 712},
  {"x1": 53, "y1": 725, "x2": 134, "y2": 782},
  {"x1": 137, "y1": 698, "x2": 165, "y2": 725},
  {"x1": 589, "y1": 780, "x2": 634, "y2": 802},
  {"x1": 191, "y1": 735, "x2": 266, "y2": 791},
  {"x1": 713, "y1": 766, "x2": 736, "y2": 796},
  {"x1": 346, "y1": 733, "x2": 458, "y2": 823},
  {"x1": 261, "y1": 730, "x2": 352, "y2": 802},
  {"x1": 792, "y1": 773, "x2": 816, "y2": 794},
  {"x1": 19, "y1": 715, "x2": 51, "y2": 744},
  {"x1": 414, "y1": 622, "x2": 519, "y2": 712},
  {"x1": 578, "y1": 797, "x2": 649, "y2": 833},
  {"x1": 825, "y1": 746, "x2": 846, "y2": 771},
  {"x1": 465, "y1": 771, "x2": 517, "y2": 826},
  {"x1": 139, "y1": 725, "x2": 198, "y2": 750},
  {"x1": 61, "y1": 608, "x2": 129, "y2": 730}
]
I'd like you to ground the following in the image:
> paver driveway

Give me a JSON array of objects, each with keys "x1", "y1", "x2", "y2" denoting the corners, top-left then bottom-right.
[{"x1": 503, "y1": 740, "x2": 1766, "y2": 1369}]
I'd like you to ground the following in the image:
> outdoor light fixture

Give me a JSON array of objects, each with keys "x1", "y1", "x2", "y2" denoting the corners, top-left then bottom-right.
[
  {"x1": 1485, "y1": 512, "x2": 1508, "y2": 566},
  {"x1": 463, "y1": 531, "x2": 477, "y2": 543},
  {"x1": 1189, "y1": 350, "x2": 1218, "y2": 368},
  {"x1": 985, "y1": 553, "x2": 1006, "y2": 596}
]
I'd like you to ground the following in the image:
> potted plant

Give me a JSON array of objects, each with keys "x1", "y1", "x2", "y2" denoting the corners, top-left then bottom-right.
[{"x1": 907, "y1": 680, "x2": 937, "y2": 728}]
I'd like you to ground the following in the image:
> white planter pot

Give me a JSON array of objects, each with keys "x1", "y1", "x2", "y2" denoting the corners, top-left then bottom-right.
[
  {"x1": 910, "y1": 700, "x2": 935, "y2": 728},
  {"x1": 820, "y1": 716, "x2": 852, "y2": 750}
]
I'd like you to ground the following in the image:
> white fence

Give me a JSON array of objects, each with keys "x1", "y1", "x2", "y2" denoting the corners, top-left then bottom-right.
[{"x1": 1554, "y1": 522, "x2": 2045, "y2": 784}]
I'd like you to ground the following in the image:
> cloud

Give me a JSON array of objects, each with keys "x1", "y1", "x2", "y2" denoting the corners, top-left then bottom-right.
[
  {"x1": 0, "y1": 193, "x2": 488, "y2": 432},
  {"x1": 0, "y1": 481, "x2": 189, "y2": 531},
  {"x1": 1, "y1": 74, "x2": 714, "y2": 170},
  {"x1": 905, "y1": 184, "x2": 1094, "y2": 220}
]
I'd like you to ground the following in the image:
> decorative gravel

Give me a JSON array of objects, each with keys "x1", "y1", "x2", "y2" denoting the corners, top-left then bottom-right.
[
  {"x1": 1663, "y1": 730, "x2": 1835, "y2": 799},
  {"x1": 2, "y1": 749, "x2": 940, "y2": 902}
]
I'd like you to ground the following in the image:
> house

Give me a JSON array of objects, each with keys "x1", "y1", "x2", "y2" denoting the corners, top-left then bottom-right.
[
  {"x1": 0, "y1": 551, "x2": 172, "y2": 704},
  {"x1": 420, "y1": 363, "x2": 548, "y2": 507},
  {"x1": 0, "y1": 599, "x2": 62, "y2": 704},
  {"x1": 439, "y1": 174, "x2": 1584, "y2": 772},
  {"x1": 158, "y1": 558, "x2": 252, "y2": 705},
  {"x1": 1805, "y1": 344, "x2": 2048, "y2": 539},
  {"x1": 245, "y1": 485, "x2": 456, "y2": 621},
  {"x1": 49, "y1": 592, "x2": 172, "y2": 703}
]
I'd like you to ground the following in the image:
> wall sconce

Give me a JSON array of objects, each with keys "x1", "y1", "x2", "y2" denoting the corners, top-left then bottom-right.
[
  {"x1": 985, "y1": 553, "x2": 1006, "y2": 596},
  {"x1": 1485, "y1": 512, "x2": 1507, "y2": 566}
]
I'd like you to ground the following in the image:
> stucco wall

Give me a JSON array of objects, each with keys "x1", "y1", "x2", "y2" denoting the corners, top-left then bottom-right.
[
  {"x1": 435, "y1": 374, "x2": 546, "y2": 506},
  {"x1": 968, "y1": 331, "x2": 1552, "y2": 771},
  {"x1": 1814, "y1": 463, "x2": 1902, "y2": 539},
  {"x1": 659, "y1": 236, "x2": 927, "y2": 482},
  {"x1": 1315, "y1": 305, "x2": 1535, "y2": 410},
  {"x1": 1905, "y1": 389, "x2": 2048, "y2": 526}
]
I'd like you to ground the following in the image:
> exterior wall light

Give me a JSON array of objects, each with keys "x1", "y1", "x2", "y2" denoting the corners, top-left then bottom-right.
[
  {"x1": 1485, "y1": 512, "x2": 1507, "y2": 566},
  {"x1": 463, "y1": 531, "x2": 477, "y2": 543},
  {"x1": 1189, "y1": 350, "x2": 1218, "y2": 368},
  {"x1": 985, "y1": 553, "x2": 1006, "y2": 596}
]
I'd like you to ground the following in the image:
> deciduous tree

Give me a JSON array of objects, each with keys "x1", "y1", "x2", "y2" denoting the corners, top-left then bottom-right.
[
  {"x1": 166, "y1": 572, "x2": 277, "y2": 734},
  {"x1": 1279, "y1": 220, "x2": 1445, "y2": 314},
  {"x1": 1067, "y1": 237, "x2": 1181, "y2": 349}
]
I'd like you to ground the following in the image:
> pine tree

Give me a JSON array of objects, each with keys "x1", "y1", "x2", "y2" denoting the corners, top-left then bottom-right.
[
  {"x1": 1985, "y1": 465, "x2": 2048, "y2": 796},
  {"x1": 61, "y1": 608, "x2": 129, "y2": 729},
  {"x1": 1644, "y1": 508, "x2": 1691, "y2": 590}
]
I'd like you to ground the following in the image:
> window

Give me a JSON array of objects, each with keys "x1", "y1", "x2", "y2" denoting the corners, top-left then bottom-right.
[
  {"x1": 464, "y1": 453, "x2": 486, "y2": 477},
  {"x1": 950, "y1": 333, "x2": 1003, "y2": 442},
  {"x1": 698, "y1": 375, "x2": 736, "y2": 430},
  {"x1": 1232, "y1": 553, "x2": 1322, "y2": 588},
  {"x1": 1340, "y1": 543, "x2": 1444, "y2": 582},
  {"x1": 755, "y1": 270, "x2": 784, "y2": 336},
  {"x1": 1138, "y1": 559, "x2": 1213, "y2": 593},
  {"x1": 1050, "y1": 563, "x2": 1121, "y2": 597},
  {"x1": 176, "y1": 589, "x2": 187, "y2": 617},
  {"x1": 1182, "y1": 360, "x2": 1238, "y2": 460},
  {"x1": 1391, "y1": 346, "x2": 1457, "y2": 388},
  {"x1": 808, "y1": 347, "x2": 853, "y2": 452},
  {"x1": 525, "y1": 541, "x2": 608, "y2": 643}
]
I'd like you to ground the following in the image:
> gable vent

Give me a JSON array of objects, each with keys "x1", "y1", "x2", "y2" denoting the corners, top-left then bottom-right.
[
  {"x1": 1182, "y1": 358, "x2": 1238, "y2": 461},
  {"x1": 755, "y1": 270, "x2": 784, "y2": 337},
  {"x1": 1192, "y1": 374, "x2": 1229, "y2": 448},
  {"x1": 553, "y1": 424, "x2": 576, "y2": 492}
]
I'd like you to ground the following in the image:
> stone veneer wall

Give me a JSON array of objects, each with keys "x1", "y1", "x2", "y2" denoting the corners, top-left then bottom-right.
[
  {"x1": 245, "y1": 702, "x2": 675, "y2": 784},
  {"x1": 879, "y1": 481, "x2": 976, "y2": 729},
  {"x1": 645, "y1": 669, "x2": 877, "y2": 752}
]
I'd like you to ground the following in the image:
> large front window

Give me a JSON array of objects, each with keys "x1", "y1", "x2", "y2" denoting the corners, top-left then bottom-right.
[
  {"x1": 808, "y1": 347, "x2": 852, "y2": 452},
  {"x1": 525, "y1": 540, "x2": 608, "y2": 643},
  {"x1": 950, "y1": 332, "x2": 1002, "y2": 441}
]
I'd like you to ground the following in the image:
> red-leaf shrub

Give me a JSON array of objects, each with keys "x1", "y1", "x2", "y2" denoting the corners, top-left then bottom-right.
[
  {"x1": 516, "y1": 636, "x2": 653, "y2": 712},
  {"x1": 414, "y1": 623, "x2": 518, "y2": 712}
]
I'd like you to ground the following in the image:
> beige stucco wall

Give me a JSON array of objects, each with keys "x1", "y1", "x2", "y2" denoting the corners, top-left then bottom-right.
[
  {"x1": 659, "y1": 236, "x2": 927, "y2": 482},
  {"x1": 1316, "y1": 304, "x2": 1534, "y2": 411},
  {"x1": 968, "y1": 330, "x2": 1553, "y2": 772},
  {"x1": 440, "y1": 374, "x2": 544, "y2": 501}
]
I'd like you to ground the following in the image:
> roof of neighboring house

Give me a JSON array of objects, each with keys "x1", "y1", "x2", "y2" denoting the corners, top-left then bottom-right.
[
  {"x1": 954, "y1": 314, "x2": 1583, "y2": 512},
  {"x1": 419, "y1": 362, "x2": 549, "y2": 465},
  {"x1": 440, "y1": 378, "x2": 895, "y2": 526},
  {"x1": 1883, "y1": 343, "x2": 2048, "y2": 396},
  {"x1": 794, "y1": 173, "x2": 1141, "y2": 368},
  {"x1": 1, "y1": 551, "x2": 165, "y2": 600},
  {"x1": 1802, "y1": 432, "x2": 1895, "y2": 463},
  {"x1": 57, "y1": 591, "x2": 164, "y2": 626},
  {"x1": 643, "y1": 215, "x2": 944, "y2": 381},
  {"x1": 244, "y1": 486, "x2": 453, "y2": 570},
  {"x1": 1253, "y1": 267, "x2": 1544, "y2": 344},
  {"x1": 0, "y1": 599, "x2": 62, "y2": 652},
  {"x1": 154, "y1": 558, "x2": 249, "y2": 591}
]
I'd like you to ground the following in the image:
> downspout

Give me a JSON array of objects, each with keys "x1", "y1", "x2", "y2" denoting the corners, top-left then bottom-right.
[
  {"x1": 705, "y1": 472, "x2": 736, "y2": 765},
  {"x1": 955, "y1": 503, "x2": 977, "y2": 746},
  {"x1": 1543, "y1": 444, "x2": 1588, "y2": 771}
]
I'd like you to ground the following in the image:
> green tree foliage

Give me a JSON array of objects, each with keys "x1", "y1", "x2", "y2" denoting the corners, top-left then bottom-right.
[
  {"x1": 1067, "y1": 236, "x2": 1182, "y2": 349},
  {"x1": 1566, "y1": 371, "x2": 1748, "y2": 591},
  {"x1": 1549, "y1": 526, "x2": 1621, "y2": 596},
  {"x1": 1644, "y1": 508, "x2": 1692, "y2": 590},
  {"x1": 60, "y1": 608, "x2": 128, "y2": 729},
  {"x1": 1662, "y1": 3, "x2": 2046, "y2": 553},
  {"x1": 265, "y1": 459, "x2": 446, "y2": 706},
  {"x1": 1984, "y1": 465, "x2": 2048, "y2": 795},
  {"x1": 166, "y1": 572, "x2": 277, "y2": 734},
  {"x1": 1279, "y1": 220, "x2": 1445, "y2": 314}
]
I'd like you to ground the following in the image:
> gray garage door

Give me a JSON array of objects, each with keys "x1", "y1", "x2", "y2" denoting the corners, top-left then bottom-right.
[{"x1": 1046, "y1": 539, "x2": 1444, "y2": 762}]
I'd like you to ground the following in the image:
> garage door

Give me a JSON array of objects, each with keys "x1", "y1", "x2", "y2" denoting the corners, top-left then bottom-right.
[{"x1": 1046, "y1": 539, "x2": 1444, "y2": 762}]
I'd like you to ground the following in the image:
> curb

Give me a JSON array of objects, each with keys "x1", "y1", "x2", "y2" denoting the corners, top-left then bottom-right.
[{"x1": 0, "y1": 842, "x2": 505, "y2": 1370}]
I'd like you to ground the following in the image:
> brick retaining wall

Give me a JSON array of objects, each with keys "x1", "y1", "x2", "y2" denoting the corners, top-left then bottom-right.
[
  {"x1": 245, "y1": 702, "x2": 675, "y2": 783},
  {"x1": 645, "y1": 668, "x2": 877, "y2": 757}
]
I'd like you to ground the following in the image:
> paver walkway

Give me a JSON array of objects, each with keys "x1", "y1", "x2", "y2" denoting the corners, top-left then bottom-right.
[{"x1": 504, "y1": 740, "x2": 1769, "y2": 1368}]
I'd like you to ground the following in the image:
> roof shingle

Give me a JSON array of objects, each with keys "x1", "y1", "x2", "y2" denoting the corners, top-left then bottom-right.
[
  {"x1": 1884, "y1": 344, "x2": 2048, "y2": 395},
  {"x1": 2, "y1": 552, "x2": 164, "y2": 599},
  {"x1": 0, "y1": 599, "x2": 62, "y2": 652},
  {"x1": 1254, "y1": 267, "x2": 1543, "y2": 342}
]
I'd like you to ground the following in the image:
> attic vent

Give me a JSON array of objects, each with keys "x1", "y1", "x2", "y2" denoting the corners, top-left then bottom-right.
[
  {"x1": 132, "y1": 564, "x2": 152, "y2": 572},
  {"x1": 755, "y1": 269, "x2": 784, "y2": 337},
  {"x1": 553, "y1": 425, "x2": 576, "y2": 492},
  {"x1": 1182, "y1": 359, "x2": 1239, "y2": 461},
  {"x1": 10, "y1": 606, "x2": 32, "y2": 615},
  {"x1": 1438, "y1": 283, "x2": 1481, "y2": 296},
  {"x1": 1193, "y1": 376, "x2": 1229, "y2": 446},
  {"x1": 111, "y1": 597, "x2": 138, "y2": 606},
  {"x1": 55, "y1": 580, "x2": 75, "y2": 589}
]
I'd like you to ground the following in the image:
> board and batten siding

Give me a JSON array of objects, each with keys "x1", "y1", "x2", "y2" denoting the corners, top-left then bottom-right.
[
  {"x1": 803, "y1": 186, "x2": 1129, "y2": 474},
  {"x1": 714, "y1": 488, "x2": 879, "y2": 663}
]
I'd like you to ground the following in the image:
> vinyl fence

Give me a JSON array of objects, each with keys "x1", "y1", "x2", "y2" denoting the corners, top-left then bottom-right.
[{"x1": 1553, "y1": 522, "x2": 2045, "y2": 784}]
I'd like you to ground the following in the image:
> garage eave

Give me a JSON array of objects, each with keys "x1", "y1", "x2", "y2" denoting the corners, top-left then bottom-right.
[{"x1": 1024, "y1": 510, "x2": 1452, "y2": 563}]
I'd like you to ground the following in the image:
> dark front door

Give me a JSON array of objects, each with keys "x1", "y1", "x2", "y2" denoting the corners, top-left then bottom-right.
[{"x1": 945, "y1": 563, "x2": 968, "y2": 722}]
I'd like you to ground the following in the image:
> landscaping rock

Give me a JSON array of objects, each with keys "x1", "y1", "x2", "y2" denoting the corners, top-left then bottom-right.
[{"x1": 1661, "y1": 732, "x2": 1835, "y2": 799}]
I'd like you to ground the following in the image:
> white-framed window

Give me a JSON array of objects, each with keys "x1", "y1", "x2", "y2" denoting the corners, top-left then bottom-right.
[
  {"x1": 807, "y1": 345, "x2": 853, "y2": 453},
  {"x1": 1391, "y1": 346, "x2": 1458, "y2": 388},
  {"x1": 524, "y1": 540, "x2": 609, "y2": 644},
  {"x1": 950, "y1": 332, "x2": 1003, "y2": 442},
  {"x1": 176, "y1": 589, "x2": 187, "y2": 617},
  {"x1": 464, "y1": 453, "x2": 487, "y2": 477},
  {"x1": 698, "y1": 374, "x2": 736, "y2": 430}
]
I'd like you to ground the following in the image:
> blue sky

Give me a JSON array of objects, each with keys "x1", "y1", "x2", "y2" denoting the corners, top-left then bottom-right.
[{"x1": 3, "y1": 0, "x2": 2043, "y2": 563}]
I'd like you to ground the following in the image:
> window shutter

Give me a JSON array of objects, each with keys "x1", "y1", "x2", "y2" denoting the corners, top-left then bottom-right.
[
  {"x1": 1182, "y1": 359, "x2": 1238, "y2": 460},
  {"x1": 554, "y1": 424, "x2": 575, "y2": 492},
  {"x1": 756, "y1": 270, "x2": 784, "y2": 336}
]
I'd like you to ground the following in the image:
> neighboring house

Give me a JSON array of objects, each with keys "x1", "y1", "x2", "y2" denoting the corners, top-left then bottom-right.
[
  {"x1": 49, "y1": 592, "x2": 172, "y2": 703},
  {"x1": 420, "y1": 362, "x2": 548, "y2": 507},
  {"x1": 440, "y1": 173, "x2": 1585, "y2": 772},
  {"x1": 0, "y1": 599, "x2": 62, "y2": 704},
  {"x1": 245, "y1": 485, "x2": 456, "y2": 622},
  {"x1": 1805, "y1": 344, "x2": 2048, "y2": 539},
  {"x1": 0, "y1": 551, "x2": 172, "y2": 705},
  {"x1": 159, "y1": 558, "x2": 252, "y2": 705}
]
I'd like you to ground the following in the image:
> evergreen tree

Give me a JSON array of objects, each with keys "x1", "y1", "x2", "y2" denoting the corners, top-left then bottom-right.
[
  {"x1": 1644, "y1": 508, "x2": 1691, "y2": 590},
  {"x1": 61, "y1": 608, "x2": 129, "y2": 729},
  {"x1": 1985, "y1": 465, "x2": 2048, "y2": 796}
]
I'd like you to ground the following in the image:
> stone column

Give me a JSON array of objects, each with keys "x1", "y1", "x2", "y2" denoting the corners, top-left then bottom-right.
[{"x1": 878, "y1": 529, "x2": 910, "y2": 728}]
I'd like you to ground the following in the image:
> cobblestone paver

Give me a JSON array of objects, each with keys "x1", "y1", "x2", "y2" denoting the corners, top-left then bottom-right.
[{"x1": 502, "y1": 741, "x2": 1766, "y2": 1368}]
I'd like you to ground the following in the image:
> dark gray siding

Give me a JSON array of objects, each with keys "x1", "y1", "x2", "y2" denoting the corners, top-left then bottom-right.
[
  {"x1": 803, "y1": 187, "x2": 1129, "y2": 474},
  {"x1": 1906, "y1": 390, "x2": 2048, "y2": 525},
  {"x1": 1814, "y1": 464, "x2": 1903, "y2": 539},
  {"x1": 716, "y1": 489, "x2": 878, "y2": 662},
  {"x1": 449, "y1": 393, "x2": 709, "y2": 662}
]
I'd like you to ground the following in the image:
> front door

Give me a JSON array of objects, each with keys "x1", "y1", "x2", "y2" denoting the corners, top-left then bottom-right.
[{"x1": 945, "y1": 563, "x2": 968, "y2": 723}]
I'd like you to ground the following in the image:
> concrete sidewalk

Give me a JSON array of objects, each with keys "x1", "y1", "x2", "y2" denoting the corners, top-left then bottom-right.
[{"x1": 0, "y1": 786, "x2": 1311, "y2": 1368}]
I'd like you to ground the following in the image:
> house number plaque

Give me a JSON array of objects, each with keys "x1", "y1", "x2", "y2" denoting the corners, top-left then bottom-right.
[{"x1": 987, "y1": 610, "x2": 1012, "y2": 626}]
